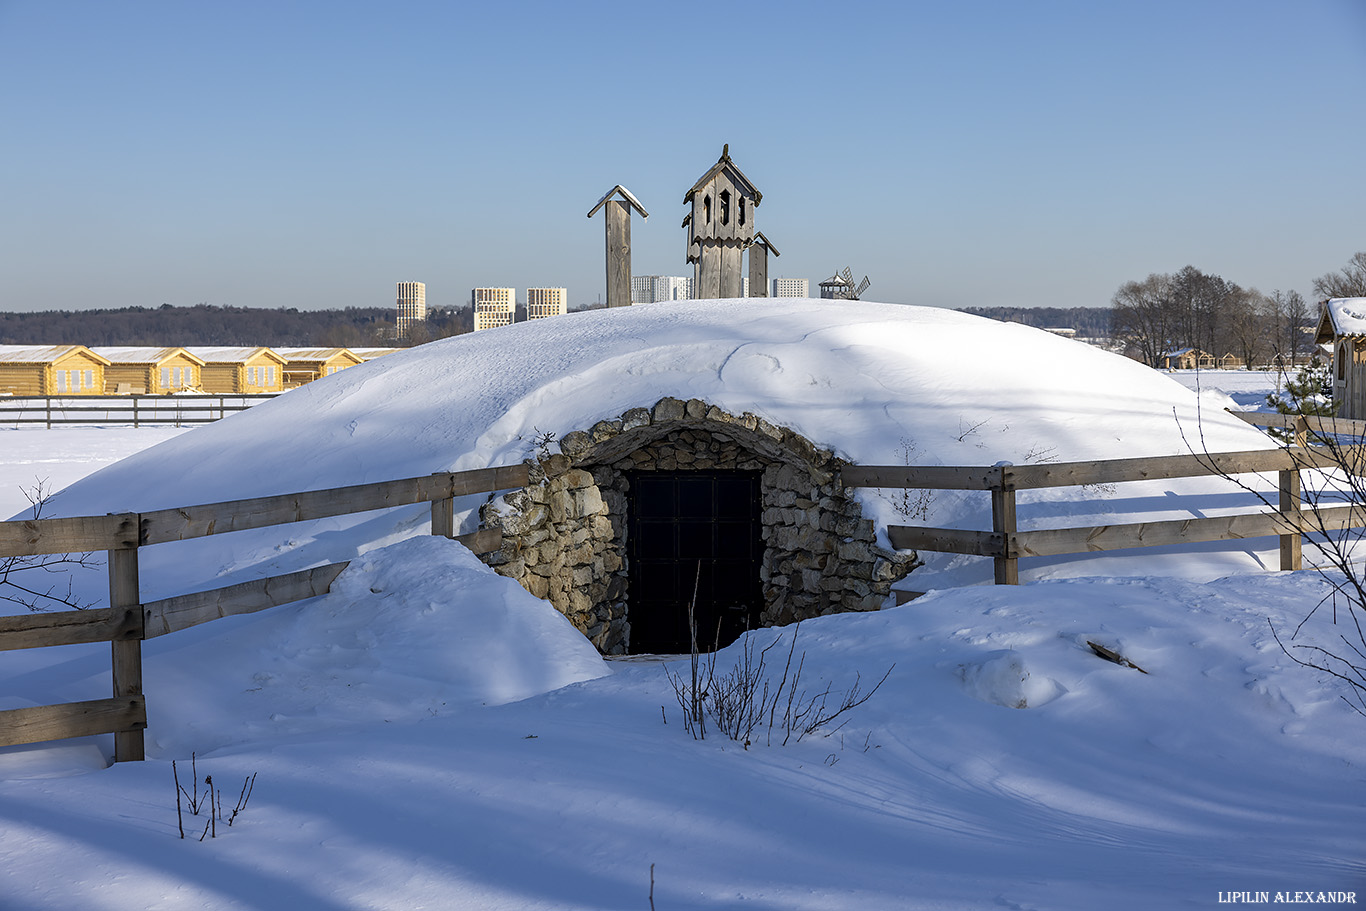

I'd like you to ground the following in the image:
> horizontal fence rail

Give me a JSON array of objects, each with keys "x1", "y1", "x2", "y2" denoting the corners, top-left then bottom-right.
[
  {"x1": 854, "y1": 416, "x2": 1366, "y2": 586},
  {"x1": 0, "y1": 462, "x2": 530, "y2": 761},
  {"x1": 0, "y1": 394, "x2": 279, "y2": 428}
]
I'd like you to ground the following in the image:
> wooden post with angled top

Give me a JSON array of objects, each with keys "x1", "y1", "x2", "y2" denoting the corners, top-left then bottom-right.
[
  {"x1": 991, "y1": 465, "x2": 1019, "y2": 585},
  {"x1": 748, "y1": 232, "x2": 779, "y2": 298},
  {"x1": 107, "y1": 515, "x2": 145, "y2": 761},
  {"x1": 587, "y1": 185, "x2": 649, "y2": 309}
]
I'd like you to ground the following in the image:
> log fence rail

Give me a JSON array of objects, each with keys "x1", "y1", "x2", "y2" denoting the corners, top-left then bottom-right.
[{"x1": 0, "y1": 464, "x2": 528, "y2": 761}]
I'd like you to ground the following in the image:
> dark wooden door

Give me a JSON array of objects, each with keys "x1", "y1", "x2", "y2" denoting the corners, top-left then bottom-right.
[{"x1": 626, "y1": 470, "x2": 763, "y2": 654}]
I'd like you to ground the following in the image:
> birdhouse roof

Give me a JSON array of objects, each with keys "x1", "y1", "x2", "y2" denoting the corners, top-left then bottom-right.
[
  {"x1": 752, "y1": 232, "x2": 780, "y2": 257},
  {"x1": 587, "y1": 185, "x2": 649, "y2": 220},
  {"x1": 684, "y1": 145, "x2": 762, "y2": 205}
]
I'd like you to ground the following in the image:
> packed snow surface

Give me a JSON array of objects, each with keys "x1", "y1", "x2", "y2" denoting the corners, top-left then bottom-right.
[{"x1": 2, "y1": 304, "x2": 1362, "y2": 909}]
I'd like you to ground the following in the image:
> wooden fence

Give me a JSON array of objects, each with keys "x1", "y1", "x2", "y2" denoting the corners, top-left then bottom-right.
[
  {"x1": 845, "y1": 412, "x2": 1366, "y2": 589},
  {"x1": 4, "y1": 409, "x2": 1365, "y2": 762},
  {"x1": 0, "y1": 394, "x2": 279, "y2": 428},
  {"x1": 0, "y1": 464, "x2": 528, "y2": 762}
]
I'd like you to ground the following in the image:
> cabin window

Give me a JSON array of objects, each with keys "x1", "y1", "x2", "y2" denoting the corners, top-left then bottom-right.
[
  {"x1": 248, "y1": 366, "x2": 258, "y2": 386},
  {"x1": 739, "y1": 198, "x2": 746, "y2": 226},
  {"x1": 72, "y1": 370, "x2": 82, "y2": 391},
  {"x1": 267, "y1": 366, "x2": 275, "y2": 385},
  {"x1": 720, "y1": 190, "x2": 731, "y2": 226},
  {"x1": 83, "y1": 370, "x2": 93, "y2": 389},
  {"x1": 55, "y1": 371, "x2": 67, "y2": 392},
  {"x1": 1340, "y1": 344, "x2": 1348, "y2": 381},
  {"x1": 704, "y1": 195, "x2": 711, "y2": 225},
  {"x1": 161, "y1": 368, "x2": 170, "y2": 389}
]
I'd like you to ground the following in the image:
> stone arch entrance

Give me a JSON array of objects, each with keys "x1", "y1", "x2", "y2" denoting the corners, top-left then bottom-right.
[{"x1": 478, "y1": 398, "x2": 919, "y2": 654}]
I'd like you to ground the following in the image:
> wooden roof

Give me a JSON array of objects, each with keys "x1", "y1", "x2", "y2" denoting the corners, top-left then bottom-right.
[
  {"x1": 275, "y1": 347, "x2": 362, "y2": 364},
  {"x1": 1316, "y1": 298, "x2": 1366, "y2": 343},
  {"x1": 586, "y1": 184, "x2": 649, "y2": 220},
  {"x1": 187, "y1": 346, "x2": 288, "y2": 365},
  {"x1": 683, "y1": 144, "x2": 762, "y2": 205},
  {"x1": 0, "y1": 345, "x2": 110, "y2": 366},
  {"x1": 89, "y1": 346, "x2": 205, "y2": 366},
  {"x1": 752, "y1": 231, "x2": 781, "y2": 257}
]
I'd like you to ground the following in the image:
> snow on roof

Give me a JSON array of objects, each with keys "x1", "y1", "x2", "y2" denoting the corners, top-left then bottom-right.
[
  {"x1": 48, "y1": 299, "x2": 1270, "y2": 520},
  {"x1": 1321, "y1": 297, "x2": 1366, "y2": 337},
  {"x1": 349, "y1": 347, "x2": 401, "y2": 360},
  {"x1": 90, "y1": 346, "x2": 203, "y2": 365},
  {"x1": 274, "y1": 347, "x2": 357, "y2": 361},
  {"x1": 0, "y1": 344, "x2": 106, "y2": 364},
  {"x1": 186, "y1": 346, "x2": 284, "y2": 363}
]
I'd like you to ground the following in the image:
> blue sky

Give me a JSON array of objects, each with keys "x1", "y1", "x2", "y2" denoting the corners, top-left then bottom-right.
[{"x1": 2, "y1": 0, "x2": 1363, "y2": 313}]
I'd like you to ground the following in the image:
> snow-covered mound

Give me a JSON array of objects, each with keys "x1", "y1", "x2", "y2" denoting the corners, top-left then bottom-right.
[
  {"x1": 28, "y1": 299, "x2": 1278, "y2": 598},
  {"x1": 45, "y1": 299, "x2": 1267, "y2": 515}
]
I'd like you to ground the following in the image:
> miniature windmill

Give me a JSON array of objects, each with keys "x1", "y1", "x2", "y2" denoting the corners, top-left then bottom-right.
[
  {"x1": 588, "y1": 185, "x2": 649, "y2": 308},
  {"x1": 684, "y1": 144, "x2": 761, "y2": 299}
]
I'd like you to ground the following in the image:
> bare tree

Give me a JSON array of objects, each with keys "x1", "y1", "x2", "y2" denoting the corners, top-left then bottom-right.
[
  {"x1": 1269, "y1": 289, "x2": 1310, "y2": 365},
  {"x1": 1, "y1": 480, "x2": 101, "y2": 612},
  {"x1": 1226, "y1": 288, "x2": 1273, "y2": 369},
  {"x1": 1313, "y1": 251, "x2": 1366, "y2": 301},
  {"x1": 1111, "y1": 273, "x2": 1177, "y2": 367}
]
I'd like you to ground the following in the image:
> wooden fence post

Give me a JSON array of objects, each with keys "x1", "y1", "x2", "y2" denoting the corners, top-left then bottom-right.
[
  {"x1": 991, "y1": 464, "x2": 1019, "y2": 585},
  {"x1": 1279, "y1": 451, "x2": 1303, "y2": 572},
  {"x1": 108, "y1": 537, "x2": 145, "y2": 762},
  {"x1": 430, "y1": 472, "x2": 454, "y2": 538}
]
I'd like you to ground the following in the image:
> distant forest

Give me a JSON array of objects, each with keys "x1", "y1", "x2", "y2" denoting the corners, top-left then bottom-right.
[
  {"x1": 0, "y1": 304, "x2": 477, "y2": 347},
  {"x1": 957, "y1": 306, "x2": 1111, "y2": 337},
  {"x1": 0, "y1": 302, "x2": 1110, "y2": 347}
]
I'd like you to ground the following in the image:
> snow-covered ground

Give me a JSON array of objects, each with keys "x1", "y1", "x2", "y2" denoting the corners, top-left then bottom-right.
[{"x1": 1, "y1": 306, "x2": 1362, "y2": 909}]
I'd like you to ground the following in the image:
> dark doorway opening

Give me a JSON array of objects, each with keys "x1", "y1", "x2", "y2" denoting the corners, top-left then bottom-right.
[{"x1": 626, "y1": 470, "x2": 763, "y2": 654}]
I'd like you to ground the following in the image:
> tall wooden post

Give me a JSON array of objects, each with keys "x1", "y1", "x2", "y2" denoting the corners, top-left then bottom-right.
[
  {"x1": 587, "y1": 185, "x2": 649, "y2": 309},
  {"x1": 748, "y1": 232, "x2": 780, "y2": 298},
  {"x1": 108, "y1": 525, "x2": 146, "y2": 762},
  {"x1": 991, "y1": 465, "x2": 1019, "y2": 585}
]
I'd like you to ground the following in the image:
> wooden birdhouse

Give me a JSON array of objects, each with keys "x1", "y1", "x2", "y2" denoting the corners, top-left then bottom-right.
[{"x1": 685, "y1": 144, "x2": 761, "y2": 299}]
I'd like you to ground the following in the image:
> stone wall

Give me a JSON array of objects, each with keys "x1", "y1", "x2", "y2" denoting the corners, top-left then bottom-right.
[{"x1": 479, "y1": 398, "x2": 920, "y2": 654}]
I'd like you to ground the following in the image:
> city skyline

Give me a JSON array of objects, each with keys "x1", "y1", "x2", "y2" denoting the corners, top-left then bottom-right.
[{"x1": 2, "y1": 2, "x2": 1363, "y2": 314}]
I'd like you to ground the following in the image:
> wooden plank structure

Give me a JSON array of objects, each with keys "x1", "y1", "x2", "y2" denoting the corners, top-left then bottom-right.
[
  {"x1": 855, "y1": 421, "x2": 1366, "y2": 588},
  {"x1": 91, "y1": 347, "x2": 206, "y2": 394},
  {"x1": 685, "y1": 145, "x2": 761, "y2": 299},
  {"x1": 587, "y1": 185, "x2": 649, "y2": 309},
  {"x1": 748, "y1": 232, "x2": 779, "y2": 298},
  {"x1": 1316, "y1": 297, "x2": 1366, "y2": 420},
  {"x1": 0, "y1": 345, "x2": 111, "y2": 396},
  {"x1": 0, "y1": 463, "x2": 529, "y2": 761},
  {"x1": 188, "y1": 347, "x2": 288, "y2": 394},
  {"x1": 0, "y1": 394, "x2": 276, "y2": 428}
]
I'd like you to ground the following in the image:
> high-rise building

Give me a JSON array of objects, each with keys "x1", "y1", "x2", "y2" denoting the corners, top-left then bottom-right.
[
  {"x1": 397, "y1": 282, "x2": 426, "y2": 337},
  {"x1": 473, "y1": 287, "x2": 516, "y2": 331},
  {"x1": 526, "y1": 288, "x2": 567, "y2": 320},
  {"x1": 631, "y1": 275, "x2": 695, "y2": 303},
  {"x1": 772, "y1": 278, "x2": 810, "y2": 298}
]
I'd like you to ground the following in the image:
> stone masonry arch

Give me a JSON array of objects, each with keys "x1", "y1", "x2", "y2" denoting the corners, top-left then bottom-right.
[{"x1": 478, "y1": 397, "x2": 920, "y2": 654}]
